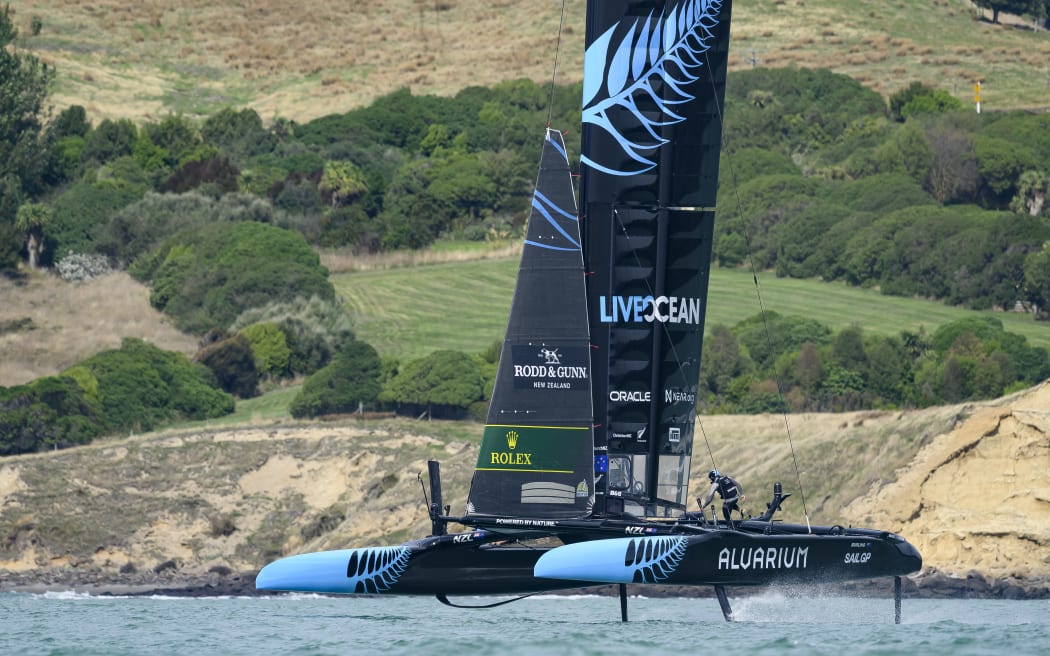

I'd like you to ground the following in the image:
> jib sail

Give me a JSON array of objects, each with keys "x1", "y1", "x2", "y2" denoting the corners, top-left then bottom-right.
[
  {"x1": 465, "y1": 129, "x2": 595, "y2": 519},
  {"x1": 580, "y1": 0, "x2": 733, "y2": 517}
]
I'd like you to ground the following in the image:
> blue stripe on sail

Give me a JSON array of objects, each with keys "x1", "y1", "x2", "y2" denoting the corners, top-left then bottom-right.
[
  {"x1": 524, "y1": 240, "x2": 580, "y2": 252},
  {"x1": 532, "y1": 196, "x2": 581, "y2": 249},
  {"x1": 547, "y1": 135, "x2": 569, "y2": 163},
  {"x1": 533, "y1": 189, "x2": 577, "y2": 221}
]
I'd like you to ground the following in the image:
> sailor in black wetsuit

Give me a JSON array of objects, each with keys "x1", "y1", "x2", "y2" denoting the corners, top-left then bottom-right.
[{"x1": 700, "y1": 469, "x2": 743, "y2": 528}]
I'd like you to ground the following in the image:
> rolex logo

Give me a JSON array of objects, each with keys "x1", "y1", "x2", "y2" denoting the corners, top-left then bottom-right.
[{"x1": 506, "y1": 430, "x2": 519, "y2": 449}]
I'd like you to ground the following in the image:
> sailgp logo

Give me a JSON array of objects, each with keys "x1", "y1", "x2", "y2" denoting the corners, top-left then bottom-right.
[{"x1": 599, "y1": 295, "x2": 702, "y2": 324}]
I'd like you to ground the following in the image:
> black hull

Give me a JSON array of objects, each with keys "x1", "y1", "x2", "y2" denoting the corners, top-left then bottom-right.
[{"x1": 256, "y1": 519, "x2": 921, "y2": 596}]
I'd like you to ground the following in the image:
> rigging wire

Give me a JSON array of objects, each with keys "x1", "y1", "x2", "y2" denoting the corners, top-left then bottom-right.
[
  {"x1": 701, "y1": 47, "x2": 812, "y2": 532},
  {"x1": 545, "y1": 0, "x2": 570, "y2": 129},
  {"x1": 609, "y1": 209, "x2": 722, "y2": 501}
]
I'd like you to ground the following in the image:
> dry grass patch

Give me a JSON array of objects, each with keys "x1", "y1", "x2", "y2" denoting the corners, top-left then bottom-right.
[
  {"x1": 0, "y1": 271, "x2": 198, "y2": 387},
  {"x1": 13, "y1": 0, "x2": 1050, "y2": 122}
]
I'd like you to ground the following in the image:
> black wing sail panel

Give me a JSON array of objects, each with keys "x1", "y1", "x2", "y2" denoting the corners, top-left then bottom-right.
[
  {"x1": 465, "y1": 129, "x2": 595, "y2": 520},
  {"x1": 581, "y1": 0, "x2": 732, "y2": 517}
]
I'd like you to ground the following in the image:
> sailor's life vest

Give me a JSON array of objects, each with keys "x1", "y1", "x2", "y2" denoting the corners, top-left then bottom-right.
[{"x1": 716, "y1": 475, "x2": 742, "y2": 503}]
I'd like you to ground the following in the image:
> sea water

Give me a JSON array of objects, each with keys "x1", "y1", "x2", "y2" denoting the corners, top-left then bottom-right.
[{"x1": 1, "y1": 591, "x2": 1048, "y2": 656}]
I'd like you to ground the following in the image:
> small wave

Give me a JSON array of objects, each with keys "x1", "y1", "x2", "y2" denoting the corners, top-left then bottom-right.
[{"x1": 40, "y1": 590, "x2": 115, "y2": 600}]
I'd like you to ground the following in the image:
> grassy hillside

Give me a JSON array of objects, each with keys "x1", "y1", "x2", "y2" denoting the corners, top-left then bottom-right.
[
  {"x1": 10, "y1": 0, "x2": 1050, "y2": 122},
  {"x1": 333, "y1": 256, "x2": 1050, "y2": 362},
  {"x1": 5, "y1": 255, "x2": 1047, "y2": 391}
]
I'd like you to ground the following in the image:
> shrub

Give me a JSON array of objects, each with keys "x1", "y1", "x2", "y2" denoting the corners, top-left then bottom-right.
[
  {"x1": 193, "y1": 333, "x2": 260, "y2": 398},
  {"x1": 0, "y1": 376, "x2": 105, "y2": 455},
  {"x1": 289, "y1": 340, "x2": 382, "y2": 418},
  {"x1": 80, "y1": 338, "x2": 234, "y2": 432},
  {"x1": 240, "y1": 322, "x2": 291, "y2": 378},
  {"x1": 202, "y1": 107, "x2": 276, "y2": 160},
  {"x1": 83, "y1": 119, "x2": 138, "y2": 163},
  {"x1": 102, "y1": 191, "x2": 287, "y2": 267},
  {"x1": 300, "y1": 507, "x2": 346, "y2": 540},
  {"x1": 47, "y1": 173, "x2": 146, "y2": 261},
  {"x1": 380, "y1": 349, "x2": 484, "y2": 418},
  {"x1": 136, "y1": 221, "x2": 334, "y2": 333},
  {"x1": 143, "y1": 114, "x2": 201, "y2": 169},
  {"x1": 51, "y1": 105, "x2": 91, "y2": 139},
  {"x1": 732, "y1": 312, "x2": 832, "y2": 370},
  {"x1": 161, "y1": 155, "x2": 240, "y2": 196},
  {"x1": 231, "y1": 296, "x2": 355, "y2": 376},
  {"x1": 48, "y1": 135, "x2": 87, "y2": 184},
  {"x1": 55, "y1": 252, "x2": 113, "y2": 282}
]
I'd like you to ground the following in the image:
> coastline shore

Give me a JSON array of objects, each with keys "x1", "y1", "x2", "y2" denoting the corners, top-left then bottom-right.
[{"x1": 2, "y1": 567, "x2": 1047, "y2": 600}]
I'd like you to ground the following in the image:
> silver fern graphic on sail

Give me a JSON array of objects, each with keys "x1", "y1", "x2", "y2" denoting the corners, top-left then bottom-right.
[
  {"x1": 525, "y1": 188, "x2": 580, "y2": 252},
  {"x1": 582, "y1": 0, "x2": 724, "y2": 176},
  {"x1": 344, "y1": 546, "x2": 412, "y2": 593},
  {"x1": 623, "y1": 536, "x2": 688, "y2": 583},
  {"x1": 524, "y1": 129, "x2": 581, "y2": 252}
]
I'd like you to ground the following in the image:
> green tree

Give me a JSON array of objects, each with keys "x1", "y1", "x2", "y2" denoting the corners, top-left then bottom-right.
[
  {"x1": 937, "y1": 355, "x2": 976, "y2": 403},
  {"x1": 888, "y1": 82, "x2": 961, "y2": 122},
  {"x1": 1023, "y1": 242, "x2": 1050, "y2": 320},
  {"x1": 80, "y1": 337, "x2": 233, "y2": 433},
  {"x1": 0, "y1": 4, "x2": 54, "y2": 219},
  {"x1": 51, "y1": 105, "x2": 90, "y2": 139},
  {"x1": 193, "y1": 333, "x2": 260, "y2": 398},
  {"x1": 0, "y1": 216, "x2": 20, "y2": 273},
  {"x1": 83, "y1": 118, "x2": 138, "y2": 164},
  {"x1": 143, "y1": 114, "x2": 201, "y2": 169},
  {"x1": 866, "y1": 335, "x2": 910, "y2": 404},
  {"x1": 231, "y1": 295, "x2": 355, "y2": 376},
  {"x1": 134, "y1": 221, "x2": 335, "y2": 333},
  {"x1": 14, "y1": 202, "x2": 51, "y2": 270},
  {"x1": 733, "y1": 312, "x2": 831, "y2": 370},
  {"x1": 381, "y1": 350, "x2": 484, "y2": 419},
  {"x1": 47, "y1": 169, "x2": 146, "y2": 260},
  {"x1": 1011, "y1": 170, "x2": 1048, "y2": 217},
  {"x1": 0, "y1": 375, "x2": 105, "y2": 455},
  {"x1": 889, "y1": 82, "x2": 929, "y2": 122},
  {"x1": 201, "y1": 107, "x2": 275, "y2": 160},
  {"x1": 973, "y1": 0, "x2": 1041, "y2": 23},
  {"x1": 875, "y1": 121, "x2": 932, "y2": 184},
  {"x1": 289, "y1": 340, "x2": 382, "y2": 418},
  {"x1": 830, "y1": 326, "x2": 869, "y2": 372},
  {"x1": 974, "y1": 135, "x2": 1040, "y2": 208},
  {"x1": 924, "y1": 123, "x2": 979, "y2": 204},
  {"x1": 699, "y1": 325, "x2": 751, "y2": 399},
  {"x1": 240, "y1": 322, "x2": 292, "y2": 378},
  {"x1": 319, "y1": 160, "x2": 368, "y2": 208},
  {"x1": 793, "y1": 342, "x2": 824, "y2": 394}
]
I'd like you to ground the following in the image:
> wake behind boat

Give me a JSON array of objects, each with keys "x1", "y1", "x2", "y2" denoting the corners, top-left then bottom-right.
[{"x1": 257, "y1": 0, "x2": 922, "y2": 622}]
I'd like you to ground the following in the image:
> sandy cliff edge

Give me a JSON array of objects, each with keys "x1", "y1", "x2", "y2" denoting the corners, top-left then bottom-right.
[{"x1": 843, "y1": 382, "x2": 1050, "y2": 590}]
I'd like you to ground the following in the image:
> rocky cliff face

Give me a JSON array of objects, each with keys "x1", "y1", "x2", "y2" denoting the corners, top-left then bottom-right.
[
  {"x1": 844, "y1": 382, "x2": 1050, "y2": 591},
  {"x1": 1, "y1": 384, "x2": 1048, "y2": 595}
]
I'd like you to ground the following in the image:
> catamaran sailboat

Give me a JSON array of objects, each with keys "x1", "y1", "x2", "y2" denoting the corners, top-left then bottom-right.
[{"x1": 256, "y1": 0, "x2": 922, "y2": 622}]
